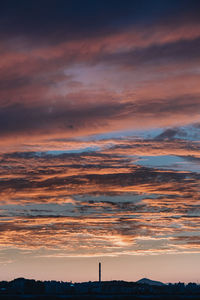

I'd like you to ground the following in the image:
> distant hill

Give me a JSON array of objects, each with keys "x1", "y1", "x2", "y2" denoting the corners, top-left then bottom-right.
[{"x1": 137, "y1": 278, "x2": 166, "y2": 286}]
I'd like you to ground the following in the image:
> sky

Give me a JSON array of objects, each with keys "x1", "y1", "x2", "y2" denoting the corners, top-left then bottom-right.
[{"x1": 0, "y1": 0, "x2": 200, "y2": 283}]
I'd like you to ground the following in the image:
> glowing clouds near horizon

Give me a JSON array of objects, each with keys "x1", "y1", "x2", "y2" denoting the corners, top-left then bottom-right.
[{"x1": 0, "y1": 139, "x2": 199, "y2": 257}]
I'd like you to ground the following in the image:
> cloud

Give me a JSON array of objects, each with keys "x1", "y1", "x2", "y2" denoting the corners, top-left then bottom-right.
[
  {"x1": 0, "y1": 142, "x2": 199, "y2": 256},
  {"x1": 1, "y1": 93, "x2": 200, "y2": 142},
  {"x1": 155, "y1": 128, "x2": 185, "y2": 140},
  {"x1": 1, "y1": 0, "x2": 199, "y2": 43},
  {"x1": 97, "y1": 37, "x2": 200, "y2": 69},
  {"x1": 0, "y1": 1, "x2": 200, "y2": 146}
]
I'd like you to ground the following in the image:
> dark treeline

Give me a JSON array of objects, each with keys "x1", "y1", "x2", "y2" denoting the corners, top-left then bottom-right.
[{"x1": 0, "y1": 278, "x2": 199, "y2": 299}]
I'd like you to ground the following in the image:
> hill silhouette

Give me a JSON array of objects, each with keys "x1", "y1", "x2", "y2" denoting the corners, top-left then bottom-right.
[{"x1": 137, "y1": 277, "x2": 165, "y2": 286}]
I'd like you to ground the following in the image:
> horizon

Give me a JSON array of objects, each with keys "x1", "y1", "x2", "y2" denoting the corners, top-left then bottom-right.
[
  {"x1": 0, "y1": 0, "x2": 199, "y2": 284},
  {"x1": 2, "y1": 273, "x2": 200, "y2": 285}
]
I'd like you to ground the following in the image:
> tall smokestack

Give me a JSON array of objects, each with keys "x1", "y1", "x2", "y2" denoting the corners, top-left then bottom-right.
[{"x1": 99, "y1": 262, "x2": 101, "y2": 282}]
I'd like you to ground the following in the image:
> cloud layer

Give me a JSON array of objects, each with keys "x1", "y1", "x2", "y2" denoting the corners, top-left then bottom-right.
[
  {"x1": 0, "y1": 1, "x2": 200, "y2": 145},
  {"x1": 0, "y1": 134, "x2": 199, "y2": 256}
]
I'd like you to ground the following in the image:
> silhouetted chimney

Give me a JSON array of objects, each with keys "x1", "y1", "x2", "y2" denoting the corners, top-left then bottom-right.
[{"x1": 99, "y1": 262, "x2": 101, "y2": 282}]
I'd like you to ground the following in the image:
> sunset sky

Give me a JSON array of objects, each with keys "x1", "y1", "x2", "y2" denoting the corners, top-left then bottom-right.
[{"x1": 0, "y1": 0, "x2": 200, "y2": 283}]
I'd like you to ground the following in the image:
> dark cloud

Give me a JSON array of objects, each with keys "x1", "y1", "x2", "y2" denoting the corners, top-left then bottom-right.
[
  {"x1": 0, "y1": 94, "x2": 200, "y2": 138},
  {"x1": 155, "y1": 128, "x2": 183, "y2": 140},
  {"x1": 1, "y1": 0, "x2": 199, "y2": 43},
  {"x1": 97, "y1": 37, "x2": 200, "y2": 68},
  {"x1": 155, "y1": 125, "x2": 200, "y2": 141}
]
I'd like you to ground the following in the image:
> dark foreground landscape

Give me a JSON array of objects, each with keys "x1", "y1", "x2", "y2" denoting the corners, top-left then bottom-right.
[{"x1": 0, "y1": 278, "x2": 199, "y2": 299}]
